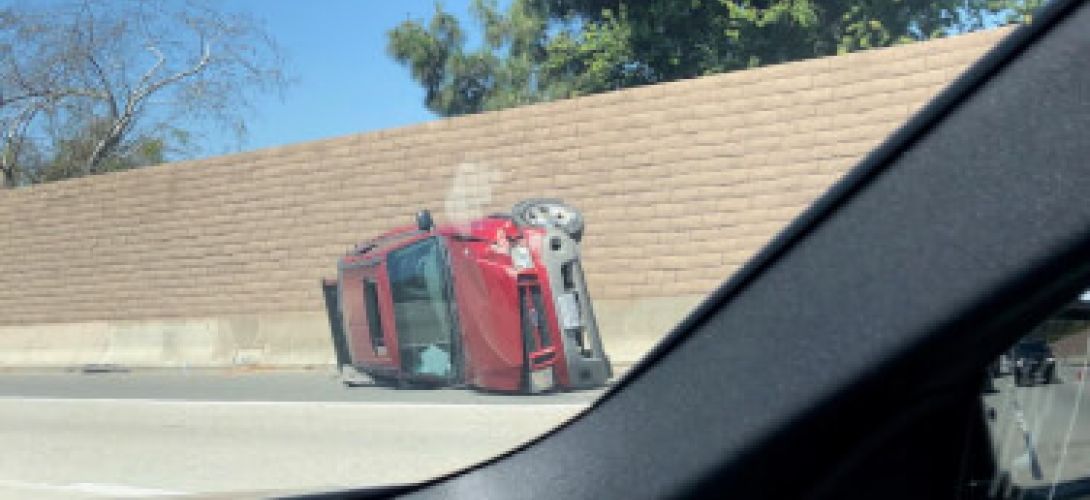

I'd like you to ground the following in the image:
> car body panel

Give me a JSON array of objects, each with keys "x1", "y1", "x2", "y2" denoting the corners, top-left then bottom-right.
[{"x1": 446, "y1": 233, "x2": 531, "y2": 391}]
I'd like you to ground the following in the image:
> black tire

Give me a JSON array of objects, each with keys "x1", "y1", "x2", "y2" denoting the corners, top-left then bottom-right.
[
  {"x1": 982, "y1": 373, "x2": 997, "y2": 394},
  {"x1": 511, "y1": 198, "x2": 585, "y2": 242},
  {"x1": 1046, "y1": 366, "x2": 1061, "y2": 384},
  {"x1": 994, "y1": 471, "x2": 1013, "y2": 499}
]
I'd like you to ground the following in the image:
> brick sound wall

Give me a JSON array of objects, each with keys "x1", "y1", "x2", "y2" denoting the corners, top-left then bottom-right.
[{"x1": 0, "y1": 28, "x2": 1010, "y2": 327}]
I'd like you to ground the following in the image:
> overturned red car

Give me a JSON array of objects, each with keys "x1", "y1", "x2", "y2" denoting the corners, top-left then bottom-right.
[{"x1": 321, "y1": 199, "x2": 612, "y2": 393}]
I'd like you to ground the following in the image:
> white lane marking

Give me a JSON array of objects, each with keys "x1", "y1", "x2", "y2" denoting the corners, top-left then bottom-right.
[
  {"x1": 68, "y1": 482, "x2": 184, "y2": 497},
  {"x1": 0, "y1": 478, "x2": 183, "y2": 497},
  {"x1": 1050, "y1": 343, "x2": 1090, "y2": 500},
  {"x1": 0, "y1": 396, "x2": 588, "y2": 410}
]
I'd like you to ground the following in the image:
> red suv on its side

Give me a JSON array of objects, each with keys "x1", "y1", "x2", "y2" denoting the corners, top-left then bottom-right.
[{"x1": 321, "y1": 199, "x2": 612, "y2": 393}]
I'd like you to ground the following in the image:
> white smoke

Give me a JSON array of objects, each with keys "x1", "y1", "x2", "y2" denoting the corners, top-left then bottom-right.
[{"x1": 444, "y1": 162, "x2": 503, "y2": 229}]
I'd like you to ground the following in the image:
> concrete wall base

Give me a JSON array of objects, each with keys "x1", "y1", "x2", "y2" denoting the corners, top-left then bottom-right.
[{"x1": 0, "y1": 296, "x2": 703, "y2": 369}]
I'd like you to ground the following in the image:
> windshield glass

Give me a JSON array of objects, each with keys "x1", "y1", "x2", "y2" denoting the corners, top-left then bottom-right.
[
  {"x1": 1013, "y1": 341, "x2": 1052, "y2": 356},
  {"x1": 982, "y1": 295, "x2": 1090, "y2": 496},
  {"x1": 387, "y1": 237, "x2": 457, "y2": 378},
  {"x1": 0, "y1": 0, "x2": 1052, "y2": 496}
]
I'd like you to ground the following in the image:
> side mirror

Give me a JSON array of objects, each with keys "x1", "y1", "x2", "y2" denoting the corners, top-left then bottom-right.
[{"x1": 416, "y1": 209, "x2": 434, "y2": 231}]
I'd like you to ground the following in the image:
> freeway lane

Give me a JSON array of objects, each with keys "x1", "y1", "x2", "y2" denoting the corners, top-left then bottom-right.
[
  {"x1": 0, "y1": 370, "x2": 606, "y2": 405},
  {"x1": 0, "y1": 371, "x2": 604, "y2": 499},
  {"x1": 11, "y1": 367, "x2": 1086, "y2": 498},
  {"x1": 983, "y1": 365, "x2": 1090, "y2": 490}
]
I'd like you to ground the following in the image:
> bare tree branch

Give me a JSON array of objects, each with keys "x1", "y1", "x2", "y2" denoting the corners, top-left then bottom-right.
[
  {"x1": 86, "y1": 53, "x2": 119, "y2": 118},
  {"x1": 133, "y1": 44, "x2": 167, "y2": 99},
  {"x1": 86, "y1": 40, "x2": 210, "y2": 172},
  {"x1": 0, "y1": 0, "x2": 287, "y2": 187},
  {"x1": 1, "y1": 103, "x2": 41, "y2": 187}
]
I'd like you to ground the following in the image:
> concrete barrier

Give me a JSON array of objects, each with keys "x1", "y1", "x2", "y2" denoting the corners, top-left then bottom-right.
[
  {"x1": 0, "y1": 297, "x2": 701, "y2": 369},
  {"x1": 0, "y1": 313, "x2": 332, "y2": 368},
  {"x1": 594, "y1": 295, "x2": 704, "y2": 367}
]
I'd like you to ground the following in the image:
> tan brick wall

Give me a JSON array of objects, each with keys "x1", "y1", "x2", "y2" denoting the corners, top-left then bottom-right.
[{"x1": 0, "y1": 28, "x2": 1011, "y2": 326}]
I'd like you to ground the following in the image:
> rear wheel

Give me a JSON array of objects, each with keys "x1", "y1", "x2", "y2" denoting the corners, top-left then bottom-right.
[{"x1": 1046, "y1": 366, "x2": 1061, "y2": 384}]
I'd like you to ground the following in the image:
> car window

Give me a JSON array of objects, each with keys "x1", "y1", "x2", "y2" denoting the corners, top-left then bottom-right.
[
  {"x1": 363, "y1": 278, "x2": 386, "y2": 352},
  {"x1": 0, "y1": 0, "x2": 1051, "y2": 497},
  {"x1": 387, "y1": 237, "x2": 458, "y2": 378},
  {"x1": 982, "y1": 293, "x2": 1090, "y2": 497}
]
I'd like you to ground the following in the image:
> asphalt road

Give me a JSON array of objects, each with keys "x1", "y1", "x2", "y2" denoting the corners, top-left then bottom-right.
[
  {"x1": 0, "y1": 370, "x2": 606, "y2": 499},
  {"x1": 983, "y1": 365, "x2": 1090, "y2": 491},
  {"x1": 4, "y1": 366, "x2": 1088, "y2": 499}
]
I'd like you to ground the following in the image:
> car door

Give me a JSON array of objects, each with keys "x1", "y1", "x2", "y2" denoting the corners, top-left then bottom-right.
[{"x1": 385, "y1": 236, "x2": 462, "y2": 384}]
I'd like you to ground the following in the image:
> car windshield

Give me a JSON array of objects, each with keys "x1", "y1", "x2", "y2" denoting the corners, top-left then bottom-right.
[
  {"x1": 0, "y1": 0, "x2": 1062, "y2": 497},
  {"x1": 1013, "y1": 341, "x2": 1052, "y2": 355},
  {"x1": 983, "y1": 292, "x2": 1090, "y2": 496},
  {"x1": 387, "y1": 237, "x2": 457, "y2": 377}
]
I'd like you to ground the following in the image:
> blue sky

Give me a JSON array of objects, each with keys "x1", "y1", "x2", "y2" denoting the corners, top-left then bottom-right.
[
  {"x1": 208, "y1": 1, "x2": 1012, "y2": 156},
  {"x1": 212, "y1": 1, "x2": 485, "y2": 155},
  {"x1": 4, "y1": 0, "x2": 1013, "y2": 158}
]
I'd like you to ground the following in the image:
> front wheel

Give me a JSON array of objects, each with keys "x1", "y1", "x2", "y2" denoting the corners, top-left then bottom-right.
[{"x1": 511, "y1": 198, "x2": 585, "y2": 242}]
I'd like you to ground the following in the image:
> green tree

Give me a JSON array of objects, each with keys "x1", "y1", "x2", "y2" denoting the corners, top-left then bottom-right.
[
  {"x1": 23, "y1": 119, "x2": 175, "y2": 184},
  {"x1": 388, "y1": 0, "x2": 1037, "y2": 117},
  {"x1": 388, "y1": 0, "x2": 641, "y2": 116}
]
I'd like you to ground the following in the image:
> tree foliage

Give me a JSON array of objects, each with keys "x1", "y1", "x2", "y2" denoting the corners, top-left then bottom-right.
[
  {"x1": 0, "y1": 0, "x2": 287, "y2": 188},
  {"x1": 389, "y1": 0, "x2": 1039, "y2": 117}
]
